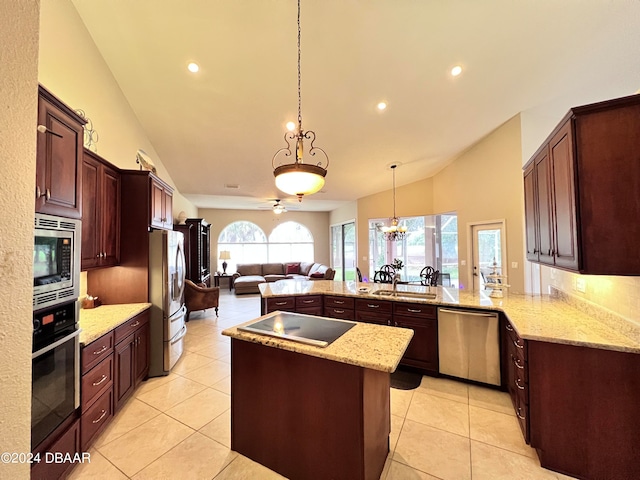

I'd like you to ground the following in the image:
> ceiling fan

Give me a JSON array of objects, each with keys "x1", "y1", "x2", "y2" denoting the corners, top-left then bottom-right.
[{"x1": 258, "y1": 199, "x2": 296, "y2": 214}]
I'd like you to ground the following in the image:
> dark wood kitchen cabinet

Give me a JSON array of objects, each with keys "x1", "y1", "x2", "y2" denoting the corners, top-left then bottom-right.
[
  {"x1": 114, "y1": 311, "x2": 150, "y2": 412},
  {"x1": 81, "y1": 149, "x2": 120, "y2": 270},
  {"x1": 355, "y1": 298, "x2": 392, "y2": 325},
  {"x1": 175, "y1": 218, "x2": 211, "y2": 286},
  {"x1": 35, "y1": 85, "x2": 87, "y2": 219},
  {"x1": 31, "y1": 415, "x2": 80, "y2": 480},
  {"x1": 120, "y1": 170, "x2": 174, "y2": 232},
  {"x1": 324, "y1": 295, "x2": 355, "y2": 320},
  {"x1": 503, "y1": 318, "x2": 529, "y2": 443},
  {"x1": 150, "y1": 176, "x2": 173, "y2": 229},
  {"x1": 392, "y1": 303, "x2": 438, "y2": 374},
  {"x1": 523, "y1": 94, "x2": 640, "y2": 274},
  {"x1": 528, "y1": 341, "x2": 640, "y2": 480}
]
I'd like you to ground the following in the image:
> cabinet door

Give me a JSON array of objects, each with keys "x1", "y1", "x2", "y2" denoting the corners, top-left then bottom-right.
[
  {"x1": 150, "y1": 180, "x2": 165, "y2": 228},
  {"x1": 101, "y1": 165, "x2": 121, "y2": 266},
  {"x1": 114, "y1": 334, "x2": 135, "y2": 411},
  {"x1": 534, "y1": 147, "x2": 555, "y2": 265},
  {"x1": 36, "y1": 91, "x2": 84, "y2": 218},
  {"x1": 162, "y1": 188, "x2": 173, "y2": 228},
  {"x1": 394, "y1": 315, "x2": 438, "y2": 373},
  {"x1": 81, "y1": 156, "x2": 101, "y2": 269},
  {"x1": 134, "y1": 322, "x2": 150, "y2": 386},
  {"x1": 550, "y1": 122, "x2": 579, "y2": 270},
  {"x1": 523, "y1": 163, "x2": 539, "y2": 262}
]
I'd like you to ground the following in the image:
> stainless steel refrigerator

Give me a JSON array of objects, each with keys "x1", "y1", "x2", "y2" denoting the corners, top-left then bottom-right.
[{"x1": 148, "y1": 229, "x2": 187, "y2": 377}]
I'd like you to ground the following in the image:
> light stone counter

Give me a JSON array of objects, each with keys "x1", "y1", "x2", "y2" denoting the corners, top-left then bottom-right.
[
  {"x1": 79, "y1": 303, "x2": 152, "y2": 345},
  {"x1": 223, "y1": 315, "x2": 413, "y2": 373},
  {"x1": 258, "y1": 280, "x2": 640, "y2": 354}
]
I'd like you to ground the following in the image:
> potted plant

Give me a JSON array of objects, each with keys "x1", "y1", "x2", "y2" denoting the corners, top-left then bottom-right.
[{"x1": 392, "y1": 258, "x2": 404, "y2": 270}]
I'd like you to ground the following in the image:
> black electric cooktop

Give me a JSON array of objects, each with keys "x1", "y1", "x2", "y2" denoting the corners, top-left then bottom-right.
[{"x1": 238, "y1": 311, "x2": 356, "y2": 348}]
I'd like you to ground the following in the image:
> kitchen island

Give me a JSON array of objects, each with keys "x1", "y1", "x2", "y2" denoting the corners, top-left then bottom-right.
[{"x1": 222, "y1": 312, "x2": 413, "y2": 480}]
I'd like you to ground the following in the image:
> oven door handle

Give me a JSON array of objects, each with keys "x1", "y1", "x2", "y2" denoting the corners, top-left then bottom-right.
[{"x1": 32, "y1": 329, "x2": 81, "y2": 359}]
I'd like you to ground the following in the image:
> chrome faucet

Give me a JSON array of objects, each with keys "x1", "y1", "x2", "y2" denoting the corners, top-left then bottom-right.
[{"x1": 392, "y1": 273, "x2": 402, "y2": 293}]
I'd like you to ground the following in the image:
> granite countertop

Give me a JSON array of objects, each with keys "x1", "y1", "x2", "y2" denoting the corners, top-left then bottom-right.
[
  {"x1": 79, "y1": 303, "x2": 152, "y2": 345},
  {"x1": 259, "y1": 280, "x2": 640, "y2": 354},
  {"x1": 223, "y1": 315, "x2": 414, "y2": 373}
]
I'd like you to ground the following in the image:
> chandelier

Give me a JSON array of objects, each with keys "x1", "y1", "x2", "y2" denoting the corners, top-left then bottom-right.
[
  {"x1": 381, "y1": 164, "x2": 407, "y2": 241},
  {"x1": 272, "y1": 0, "x2": 329, "y2": 202}
]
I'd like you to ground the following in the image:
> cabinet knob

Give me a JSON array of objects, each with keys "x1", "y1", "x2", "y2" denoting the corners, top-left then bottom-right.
[
  {"x1": 35, "y1": 186, "x2": 50, "y2": 201},
  {"x1": 37, "y1": 125, "x2": 63, "y2": 138}
]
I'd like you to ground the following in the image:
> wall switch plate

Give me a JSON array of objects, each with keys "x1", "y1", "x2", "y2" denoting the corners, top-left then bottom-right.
[
  {"x1": 576, "y1": 277, "x2": 587, "y2": 293},
  {"x1": 362, "y1": 256, "x2": 367, "y2": 261},
  {"x1": 460, "y1": 260, "x2": 466, "y2": 266},
  {"x1": 511, "y1": 262, "x2": 518, "y2": 268}
]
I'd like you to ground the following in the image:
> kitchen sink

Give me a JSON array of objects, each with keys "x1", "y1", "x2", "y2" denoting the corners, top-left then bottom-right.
[{"x1": 371, "y1": 290, "x2": 437, "y2": 300}]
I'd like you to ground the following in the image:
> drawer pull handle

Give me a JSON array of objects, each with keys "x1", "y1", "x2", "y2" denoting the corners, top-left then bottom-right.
[
  {"x1": 513, "y1": 357, "x2": 525, "y2": 370},
  {"x1": 513, "y1": 339, "x2": 524, "y2": 349},
  {"x1": 275, "y1": 302, "x2": 288, "y2": 306},
  {"x1": 334, "y1": 309, "x2": 345, "y2": 314},
  {"x1": 93, "y1": 345, "x2": 108, "y2": 356},
  {"x1": 367, "y1": 304, "x2": 380, "y2": 308},
  {"x1": 515, "y1": 378, "x2": 526, "y2": 390},
  {"x1": 92, "y1": 374, "x2": 108, "y2": 386},
  {"x1": 516, "y1": 407, "x2": 526, "y2": 420},
  {"x1": 505, "y1": 323, "x2": 514, "y2": 332},
  {"x1": 92, "y1": 409, "x2": 107, "y2": 424},
  {"x1": 302, "y1": 299, "x2": 314, "y2": 303},
  {"x1": 334, "y1": 300, "x2": 345, "y2": 304},
  {"x1": 130, "y1": 321, "x2": 140, "y2": 328},
  {"x1": 407, "y1": 308, "x2": 421, "y2": 313}
]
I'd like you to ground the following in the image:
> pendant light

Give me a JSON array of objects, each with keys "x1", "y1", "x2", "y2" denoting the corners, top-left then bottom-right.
[
  {"x1": 272, "y1": 0, "x2": 329, "y2": 202},
  {"x1": 381, "y1": 164, "x2": 407, "y2": 241}
]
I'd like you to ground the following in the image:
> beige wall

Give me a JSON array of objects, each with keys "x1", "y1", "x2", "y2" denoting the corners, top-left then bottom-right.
[
  {"x1": 38, "y1": 0, "x2": 197, "y2": 220},
  {"x1": 432, "y1": 115, "x2": 525, "y2": 293},
  {"x1": 198, "y1": 209, "x2": 331, "y2": 272},
  {"x1": 356, "y1": 116, "x2": 525, "y2": 293},
  {"x1": 0, "y1": 1, "x2": 39, "y2": 478}
]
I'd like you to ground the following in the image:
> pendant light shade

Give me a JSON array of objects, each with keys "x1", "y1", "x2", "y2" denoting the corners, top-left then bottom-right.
[{"x1": 272, "y1": 0, "x2": 329, "y2": 202}]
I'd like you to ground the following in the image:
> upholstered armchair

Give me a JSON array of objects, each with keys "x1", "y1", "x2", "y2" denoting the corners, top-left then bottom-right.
[{"x1": 184, "y1": 279, "x2": 220, "y2": 321}]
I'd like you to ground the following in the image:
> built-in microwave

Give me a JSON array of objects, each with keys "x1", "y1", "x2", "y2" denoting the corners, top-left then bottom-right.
[{"x1": 34, "y1": 213, "x2": 81, "y2": 310}]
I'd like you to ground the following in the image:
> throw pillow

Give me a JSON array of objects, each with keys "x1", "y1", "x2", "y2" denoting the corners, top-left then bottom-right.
[
  {"x1": 286, "y1": 263, "x2": 301, "y2": 274},
  {"x1": 310, "y1": 272, "x2": 325, "y2": 278}
]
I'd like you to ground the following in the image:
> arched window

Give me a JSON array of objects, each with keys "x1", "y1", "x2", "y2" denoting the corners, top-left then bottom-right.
[
  {"x1": 268, "y1": 221, "x2": 314, "y2": 263},
  {"x1": 217, "y1": 221, "x2": 267, "y2": 271}
]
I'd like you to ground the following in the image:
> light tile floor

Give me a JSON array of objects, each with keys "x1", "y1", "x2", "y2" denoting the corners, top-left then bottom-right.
[{"x1": 70, "y1": 291, "x2": 574, "y2": 480}]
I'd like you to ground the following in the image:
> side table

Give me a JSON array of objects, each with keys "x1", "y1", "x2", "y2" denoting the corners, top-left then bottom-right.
[{"x1": 214, "y1": 274, "x2": 234, "y2": 291}]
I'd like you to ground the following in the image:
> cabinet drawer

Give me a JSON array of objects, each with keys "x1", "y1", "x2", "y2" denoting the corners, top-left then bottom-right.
[
  {"x1": 82, "y1": 331, "x2": 114, "y2": 373},
  {"x1": 324, "y1": 306, "x2": 355, "y2": 321},
  {"x1": 324, "y1": 296, "x2": 354, "y2": 309},
  {"x1": 81, "y1": 388, "x2": 113, "y2": 451},
  {"x1": 355, "y1": 298, "x2": 392, "y2": 314},
  {"x1": 266, "y1": 297, "x2": 296, "y2": 312},
  {"x1": 295, "y1": 295, "x2": 322, "y2": 308},
  {"x1": 514, "y1": 391, "x2": 530, "y2": 443},
  {"x1": 510, "y1": 350, "x2": 528, "y2": 384},
  {"x1": 296, "y1": 306, "x2": 323, "y2": 316},
  {"x1": 115, "y1": 310, "x2": 149, "y2": 344},
  {"x1": 82, "y1": 353, "x2": 113, "y2": 411},
  {"x1": 355, "y1": 310, "x2": 391, "y2": 325},
  {"x1": 393, "y1": 302, "x2": 437, "y2": 318}
]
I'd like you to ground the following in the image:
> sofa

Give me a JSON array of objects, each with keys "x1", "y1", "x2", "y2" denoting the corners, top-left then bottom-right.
[{"x1": 232, "y1": 262, "x2": 335, "y2": 294}]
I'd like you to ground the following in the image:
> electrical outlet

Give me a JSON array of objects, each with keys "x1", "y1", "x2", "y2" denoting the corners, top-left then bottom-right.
[
  {"x1": 460, "y1": 260, "x2": 466, "y2": 266},
  {"x1": 511, "y1": 262, "x2": 518, "y2": 268},
  {"x1": 576, "y1": 277, "x2": 587, "y2": 293}
]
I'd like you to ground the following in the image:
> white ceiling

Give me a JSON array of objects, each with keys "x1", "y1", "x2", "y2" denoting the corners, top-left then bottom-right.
[{"x1": 71, "y1": 0, "x2": 640, "y2": 212}]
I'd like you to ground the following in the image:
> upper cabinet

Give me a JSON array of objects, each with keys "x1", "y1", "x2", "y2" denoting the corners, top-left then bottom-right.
[
  {"x1": 36, "y1": 85, "x2": 87, "y2": 219},
  {"x1": 120, "y1": 170, "x2": 174, "y2": 231},
  {"x1": 523, "y1": 94, "x2": 640, "y2": 275},
  {"x1": 82, "y1": 149, "x2": 121, "y2": 270}
]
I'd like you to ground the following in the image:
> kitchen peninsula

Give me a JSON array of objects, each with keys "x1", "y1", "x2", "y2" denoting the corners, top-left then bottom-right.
[
  {"x1": 258, "y1": 279, "x2": 640, "y2": 479},
  {"x1": 223, "y1": 312, "x2": 413, "y2": 480}
]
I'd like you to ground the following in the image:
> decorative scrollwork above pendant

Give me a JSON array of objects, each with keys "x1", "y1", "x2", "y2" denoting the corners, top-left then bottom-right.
[{"x1": 75, "y1": 109, "x2": 99, "y2": 152}]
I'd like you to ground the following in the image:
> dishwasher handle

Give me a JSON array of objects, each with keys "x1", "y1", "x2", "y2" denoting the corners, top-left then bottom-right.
[{"x1": 438, "y1": 308, "x2": 497, "y2": 317}]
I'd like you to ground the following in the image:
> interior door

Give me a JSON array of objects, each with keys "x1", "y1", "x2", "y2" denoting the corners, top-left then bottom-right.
[{"x1": 471, "y1": 222, "x2": 505, "y2": 292}]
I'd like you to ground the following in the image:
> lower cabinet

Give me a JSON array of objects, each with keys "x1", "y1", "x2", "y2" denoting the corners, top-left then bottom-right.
[
  {"x1": 31, "y1": 416, "x2": 81, "y2": 480},
  {"x1": 78, "y1": 310, "x2": 150, "y2": 457},
  {"x1": 503, "y1": 319, "x2": 529, "y2": 442},
  {"x1": 114, "y1": 315, "x2": 150, "y2": 412},
  {"x1": 324, "y1": 296, "x2": 355, "y2": 320},
  {"x1": 354, "y1": 298, "x2": 392, "y2": 325},
  {"x1": 393, "y1": 314, "x2": 438, "y2": 373},
  {"x1": 295, "y1": 295, "x2": 323, "y2": 315}
]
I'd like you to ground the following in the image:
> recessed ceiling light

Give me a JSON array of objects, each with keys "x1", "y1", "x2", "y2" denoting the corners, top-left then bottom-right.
[
  {"x1": 187, "y1": 62, "x2": 199, "y2": 73},
  {"x1": 377, "y1": 102, "x2": 387, "y2": 111},
  {"x1": 451, "y1": 65, "x2": 463, "y2": 77},
  {"x1": 286, "y1": 121, "x2": 296, "y2": 131}
]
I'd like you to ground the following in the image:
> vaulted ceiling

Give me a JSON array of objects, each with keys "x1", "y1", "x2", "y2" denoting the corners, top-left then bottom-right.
[{"x1": 71, "y1": 0, "x2": 640, "y2": 211}]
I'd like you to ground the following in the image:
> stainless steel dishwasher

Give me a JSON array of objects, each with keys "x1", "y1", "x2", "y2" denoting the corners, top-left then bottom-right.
[{"x1": 437, "y1": 307, "x2": 501, "y2": 386}]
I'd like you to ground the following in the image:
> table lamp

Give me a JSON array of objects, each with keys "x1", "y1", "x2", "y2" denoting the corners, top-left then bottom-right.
[{"x1": 219, "y1": 251, "x2": 231, "y2": 274}]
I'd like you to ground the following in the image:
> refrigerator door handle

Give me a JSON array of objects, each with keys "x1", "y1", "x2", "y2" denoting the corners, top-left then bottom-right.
[
  {"x1": 169, "y1": 304, "x2": 187, "y2": 322},
  {"x1": 171, "y1": 324, "x2": 188, "y2": 345}
]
